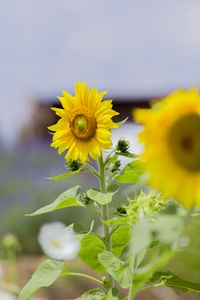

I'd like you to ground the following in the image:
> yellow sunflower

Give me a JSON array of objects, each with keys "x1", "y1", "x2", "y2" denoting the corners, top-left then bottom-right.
[
  {"x1": 134, "y1": 89, "x2": 200, "y2": 209},
  {"x1": 48, "y1": 82, "x2": 119, "y2": 164}
]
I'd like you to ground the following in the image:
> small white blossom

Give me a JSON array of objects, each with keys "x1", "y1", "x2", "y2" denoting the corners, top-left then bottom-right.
[{"x1": 38, "y1": 222, "x2": 79, "y2": 260}]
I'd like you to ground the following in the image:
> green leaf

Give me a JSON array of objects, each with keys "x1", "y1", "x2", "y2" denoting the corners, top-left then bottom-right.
[
  {"x1": 18, "y1": 259, "x2": 65, "y2": 300},
  {"x1": 116, "y1": 160, "x2": 143, "y2": 184},
  {"x1": 107, "y1": 184, "x2": 120, "y2": 193},
  {"x1": 47, "y1": 168, "x2": 83, "y2": 180},
  {"x1": 131, "y1": 215, "x2": 184, "y2": 256},
  {"x1": 135, "y1": 249, "x2": 146, "y2": 267},
  {"x1": 115, "y1": 151, "x2": 138, "y2": 158},
  {"x1": 133, "y1": 249, "x2": 174, "y2": 294},
  {"x1": 107, "y1": 288, "x2": 120, "y2": 300},
  {"x1": 70, "y1": 223, "x2": 85, "y2": 234},
  {"x1": 98, "y1": 250, "x2": 131, "y2": 288},
  {"x1": 131, "y1": 218, "x2": 152, "y2": 256},
  {"x1": 74, "y1": 288, "x2": 120, "y2": 300},
  {"x1": 111, "y1": 225, "x2": 131, "y2": 256},
  {"x1": 27, "y1": 186, "x2": 82, "y2": 216},
  {"x1": 154, "y1": 215, "x2": 184, "y2": 244},
  {"x1": 79, "y1": 234, "x2": 106, "y2": 274},
  {"x1": 151, "y1": 271, "x2": 200, "y2": 293},
  {"x1": 86, "y1": 188, "x2": 118, "y2": 205},
  {"x1": 75, "y1": 289, "x2": 106, "y2": 300}
]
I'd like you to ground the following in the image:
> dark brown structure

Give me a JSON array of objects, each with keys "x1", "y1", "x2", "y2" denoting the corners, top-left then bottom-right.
[{"x1": 20, "y1": 96, "x2": 154, "y2": 143}]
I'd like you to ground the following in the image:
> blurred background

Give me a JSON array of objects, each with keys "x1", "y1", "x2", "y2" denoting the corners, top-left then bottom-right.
[{"x1": 0, "y1": 0, "x2": 200, "y2": 299}]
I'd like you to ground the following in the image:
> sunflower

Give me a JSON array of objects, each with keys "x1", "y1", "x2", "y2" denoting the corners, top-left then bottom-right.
[
  {"x1": 49, "y1": 82, "x2": 119, "y2": 164},
  {"x1": 134, "y1": 89, "x2": 200, "y2": 209}
]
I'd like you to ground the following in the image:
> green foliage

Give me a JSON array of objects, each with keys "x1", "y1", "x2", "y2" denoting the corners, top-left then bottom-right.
[
  {"x1": 47, "y1": 168, "x2": 83, "y2": 180},
  {"x1": 131, "y1": 218, "x2": 152, "y2": 256},
  {"x1": 86, "y1": 186, "x2": 118, "y2": 205},
  {"x1": 75, "y1": 289, "x2": 106, "y2": 300},
  {"x1": 150, "y1": 271, "x2": 200, "y2": 293},
  {"x1": 27, "y1": 185, "x2": 82, "y2": 216},
  {"x1": 116, "y1": 160, "x2": 143, "y2": 184},
  {"x1": 111, "y1": 225, "x2": 131, "y2": 256},
  {"x1": 98, "y1": 250, "x2": 131, "y2": 288},
  {"x1": 153, "y1": 214, "x2": 185, "y2": 244},
  {"x1": 115, "y1": 152, "x2": 137, "y2": 158},
  {"x1": 131, "y1": 214, "x2": 184, "y2": 256},
  {"x1": 133, "y1": 249, "x2": 174, "y2": 294},
  {"x1": 107, "y1": 191, "x2": 166, "y2": 226},
  {"x1": 15, "y1": 134, "x2": 200, "y2": 300},
  {"x1": 74, "y1": 288, "x2": 120, "y2": 300},
  {"x1": 18, "y1": 259, "x2": 65, "y2": 300},
  {"x1": 79, "y1": 233, "x2": 106, "y2": 274}
]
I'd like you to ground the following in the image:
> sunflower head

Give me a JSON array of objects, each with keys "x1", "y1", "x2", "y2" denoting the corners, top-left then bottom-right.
[
  {"x1": 134, "y1": 89, "x2": 200, "y2": 209},
  {"x1": 48, "y1": 82, "x2": 119, "y2": 164}
]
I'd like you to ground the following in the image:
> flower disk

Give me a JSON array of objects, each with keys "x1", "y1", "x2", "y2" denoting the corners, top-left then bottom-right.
[
  {"x1": 134, "y1": 89, "x2": 200, "y2": 209},
  {"x1": 49, "y1": 82, "x2": 119, "y2": 163}
]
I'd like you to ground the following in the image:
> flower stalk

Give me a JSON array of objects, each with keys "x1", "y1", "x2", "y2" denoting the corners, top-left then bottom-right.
[{"x1": 98, "y1": 154, "x2": 114, "y2": 289}]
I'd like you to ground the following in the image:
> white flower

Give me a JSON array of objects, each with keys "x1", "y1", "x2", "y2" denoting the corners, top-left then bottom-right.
[
  {"x1": 0, "y1": 290, "x2": 16, "y2": 300},
  {"x1": 38, "y1": 222, "x2": 79, "y2": 260}
]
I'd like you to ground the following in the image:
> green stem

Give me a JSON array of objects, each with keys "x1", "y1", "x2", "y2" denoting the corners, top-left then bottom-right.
[
  {"x1": 128, "y1": 254, "x2": 136, "y2": 300},
  {"x1": 85, "y1": 166, "x2": 101, "y2": 179},
  {"x1": 128, "y1": 284, "x2": 136, "y2": 300},
  {"x1": 109, "y1": 225, "x2": 121, "y2": 237},
  {"x1": 98, "y1": 154, "x2": 114, "y2": 288},
  {"x1": 136, "y1": 282, "x2": 165, "y2": 295},
  {"x1": 64, "y1": 272, "x2": 104, "y2": 287},
  {"x1": 7, "y1": 247, "x2": 17, "y2": 284},
  {"x1": 86, "y1": 206, "x2": 103, "y2": 221}
]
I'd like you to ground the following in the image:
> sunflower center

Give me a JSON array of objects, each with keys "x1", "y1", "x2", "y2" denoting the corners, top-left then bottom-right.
[
  {"x1": 74, "y1": 115, "x2": 88, "y2": 133},
  {"x1": 168, "y1": 113, "x2": 200, "y2": 172},
  {"x1": 70, "y1": 114, "x2": 97, "y2": 141}
]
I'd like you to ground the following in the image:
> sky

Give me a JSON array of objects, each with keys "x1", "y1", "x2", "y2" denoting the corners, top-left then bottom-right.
[{"x1": 0, "y1": 0, "x2": 200, "y2": 145}]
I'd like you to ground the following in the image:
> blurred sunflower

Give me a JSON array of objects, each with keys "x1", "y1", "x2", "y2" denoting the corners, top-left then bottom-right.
[
  {"x1": 134, "y1": 89, "x2": 200, "y2": 209},
  {"x1": 49, "y1": 82, "x2": 118, "y2": 163}
]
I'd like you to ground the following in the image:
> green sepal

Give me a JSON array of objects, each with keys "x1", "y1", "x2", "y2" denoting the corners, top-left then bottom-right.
[
  {"x1": 116, "y1": 117, "x2": 128, "y2": 127},
  {"x1": 26, "y1": 185, "x2": 82, "y2": 216},
  {"x1": 79, "y1": 233, "x2": 106, "y2": 274},
  {"x1": 18, "y1": 259, "x2": 65, "y2": 300}
]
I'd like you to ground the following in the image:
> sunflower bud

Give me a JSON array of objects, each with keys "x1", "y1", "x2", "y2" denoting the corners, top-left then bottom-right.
[
  {"x1": 68, "y1": 160, "x2": 82, "y2": 171},
  {"x1": 117, "y1": 206, "x2": 127, "y2": 216},
  {"x1": 116, "y1": 138, "x2": 130, "y2": 153},
  {"x1": 80, "y1": 193, "x2": 93, "y2": 205},
  {"x1": 111, "y1": 159, "x2": 121, "y2": 173}
]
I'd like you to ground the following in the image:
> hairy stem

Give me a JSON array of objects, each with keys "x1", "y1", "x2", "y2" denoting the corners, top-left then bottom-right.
[{"x1": 98, "y1": 154, "x2": 114, "y2": 288}]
